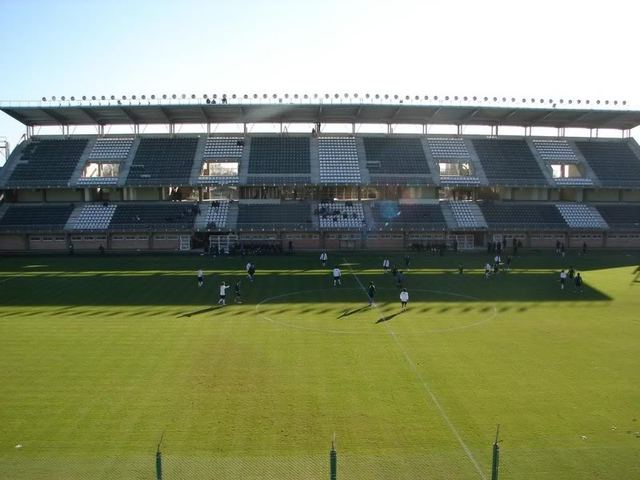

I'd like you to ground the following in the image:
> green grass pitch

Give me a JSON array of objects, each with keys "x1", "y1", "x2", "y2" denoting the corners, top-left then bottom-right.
[{"x1": 0, "y1": 251, "x2": 639, "y2": 479}]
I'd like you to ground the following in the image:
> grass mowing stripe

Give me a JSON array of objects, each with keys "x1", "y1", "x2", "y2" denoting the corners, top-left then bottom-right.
[{"x1": 343, "y1": 257, "x2": 488, "y2": 480}]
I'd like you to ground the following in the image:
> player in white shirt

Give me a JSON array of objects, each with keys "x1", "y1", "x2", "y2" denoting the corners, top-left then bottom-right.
[
  {"x1": 484, "y1": 262, "x2": 492, "y2": 279},
  {"x1": 332, "y1": 267, "x2": 342, "y2": 287},
  {"x1": 559, "y1": 270, "x2": 567, "y2": 290},
  {"x1": 320, "y1": 252, "x2": 328, "y2": 267},
  {"x1": 382, "y1": 258, "x2": 390, "y2": 272},
  {"x1": 197, "y1": 269, "x2": 204, "y2": 288},
  {"x1": 218, "y1": 281, "x2": 231, "y2": 305},
  {"x1": 400, "y1": 288, "x2": 409, "y2": 310}
]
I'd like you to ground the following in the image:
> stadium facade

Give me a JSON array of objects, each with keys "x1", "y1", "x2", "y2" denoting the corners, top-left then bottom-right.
[{"x1": 1, "y1": 99, "x2": 640, "y2": 253}]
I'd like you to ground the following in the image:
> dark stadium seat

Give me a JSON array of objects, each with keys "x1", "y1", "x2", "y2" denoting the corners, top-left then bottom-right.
[
  {"x1": 472, "y1": 139, "x2": 547, "y2": 185},
  {"x1": 125, "y1": 138, "x2": 198, "y2": 185},
  {"x1": 0, "y1": 204, "x2": 74, "y2": 231},
  {"x1": 575, "y1": 141, "x2": 640, "y2": 187},
  {"x1": 237, "y1": 203, "x2": 312, "y2": 229},
  {"x1": 595, "y1": 205, "x2": 640, "y2": 230},
  {"x1": 479, "y1": 203, "x2": 567, "y2": 230},
  {"x1": 364, "y1": 137, "x2": 430, "y2": 176},
  {"x1": 108, "y1": 203, "x2": 197, "y2": 230},
  {"x1": 6, "y1": 139, "x2": 88, "y2": 187},
  {"x1": 248, "y1": 137, "x2": 310, "y2": 174},
  {"x1": 370, "y1": 202, "x2": 446, "y2": 229}
]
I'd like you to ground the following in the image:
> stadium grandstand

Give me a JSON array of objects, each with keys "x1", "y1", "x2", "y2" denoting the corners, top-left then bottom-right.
[{"x1": 1, "y1": 98, "x2": 640, "y2": 253}]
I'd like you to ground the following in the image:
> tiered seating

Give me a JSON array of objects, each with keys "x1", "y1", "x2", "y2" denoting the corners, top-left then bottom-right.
[
  {"x1": 439, "y1": 176, "x2": 481, "y2": 186},
  {"x1": 318, "y1": 137, "x2": 361, "y2": 183},
  {"x1": 532, "y1": 139, "x2": 579, "y2": 163},
  {"x1": 237, "y1": 203, "x2": 312, "y2": 229},
  {"x1": 6, "y1": 139, "x2": 88, "y2": 187},
  {"x1": 556, "y1": 203, "x2": 608, "y2": 229},
  {"x1": 126, "y1": 138, "x2": 197, "y2": 185},
  {"x1": 0, "y1": 204, "x2": 73, "y2": 231},
  {"x1": 479, "y1": 203, "x2": 567, "y2": 230},
  {"x1": 88, "y1": 138, "x2": 134, "y2": 160},
  {"x1": 203, "y1": 137, "x2": 244, "y2": 158},
  {"x1": 449, "y1": 201, "x2": 486, "y2": 229},
  {"x1": 109, "y1": 203, "x2": 197, "y2": 230},
  {"x1": 77, "y1": 176, "x2": 119, "y2": 186},
  {"x1": 364, "y1": 137, "x2": 430, "y2": 177},
  {"x1": 248, "y1": 137, "x2": 310, "y2": 174},
  {"x1": 317, "y1": 202, "x2": 365, "y2": 229},
  {"x1": 203, "y1": 201, "x2": 229, "y2": 229},
  {"x1": 472, "y1": 139, "x2": 547, "y2": 185},
  {"x1": 575, "y1": 141, "x2": 640, "y2": 187},
  {"x1": 427, "y1": 137, "x2": 471, "y2": 159},
  {"x1": 553, "y1": 177, "x2": 593, "y2": 186},
  {"x1": 246, "y1": 176, "x2": 310, "y2": 185},
  {"x1": 595, "y1": 205, "x2": 640, "y2": 230},
  {"x1": 71, "y1": 204, "x2": 117, "y2": 230},
  {"x1": 371, "y1": 202, "x2": 446, "y2": 229}
]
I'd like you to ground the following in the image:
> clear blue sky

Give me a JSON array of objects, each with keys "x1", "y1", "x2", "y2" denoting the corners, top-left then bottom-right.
[{"x1": 1, "y1": 0, "x2": 639, "y2": 152}]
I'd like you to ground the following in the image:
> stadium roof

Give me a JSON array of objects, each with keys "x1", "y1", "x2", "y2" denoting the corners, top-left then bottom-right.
[{"x1": 2, "y1": 102, "x2": 640, "y2": 130}]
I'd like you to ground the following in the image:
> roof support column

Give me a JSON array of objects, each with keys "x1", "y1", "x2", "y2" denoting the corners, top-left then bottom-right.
[
  {"x1": 133, "y1": 124, "x2": 140, "y2": 135},
  {"x1": 98, "y1": 125, "x2": 104, "y2": 136},
  {"x1": 169, "y1": 123, "x2": 176, "y2": 135},
  {"x1": 387, "y1": 124, "x2": 393, "y2": 134},
  {"x1": 525, "y1": 126, "x2": 532, "y2": 136},
  {"x1": 456, "y1": 125, "x2": 463, "y2": 135}
]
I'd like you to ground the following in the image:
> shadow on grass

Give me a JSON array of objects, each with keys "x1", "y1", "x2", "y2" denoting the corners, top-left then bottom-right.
[
  {"x1": 376, "y1": 310, "x2": 406, "y2": 324},
  {"x1": 178, "y1": 306, "x2": 223, "y2": 318},
  {"x1": 338, "y1": 305, "x2": 369, "y2": 319}
]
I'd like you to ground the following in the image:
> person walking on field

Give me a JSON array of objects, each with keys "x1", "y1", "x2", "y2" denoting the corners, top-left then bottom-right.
[
  {"x1": 367, "y1": 281, "x2": 376, "y2": 307},
  {"x1": 234, "y1": 280, "x2": 242, "y2": 303},
  {"x1": 218, "y1": 281, "x2": 231, "y2": 305},
  {"x1": 400, "y1": 288, "x2": 409, "y2": 310},
  {"x1": 332, "y1": 266, "x2": 342, "y2": 287},
  {"x1": 382, "y1": 258, "x2": 390, "y2": 272},
  {"x1": 320, "y1": 251, "x2": 328, "y2": 267},
  {"x1": 197, "y1": 269, "x2": 204, "y2": 288}
]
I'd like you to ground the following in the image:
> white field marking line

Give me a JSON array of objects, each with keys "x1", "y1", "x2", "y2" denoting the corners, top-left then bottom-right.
[{"x1": 343, "y1": 257, "x2": 488, "y2": 480}]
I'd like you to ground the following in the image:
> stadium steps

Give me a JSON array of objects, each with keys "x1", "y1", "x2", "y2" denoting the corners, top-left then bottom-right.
[
  {"x1": 226, "y1": 202, "x2": 239, "y2": 230},
  {"x1": 118, "y1": 138, "x2": 142, "y2": 187},
  {"x1": 64, "y1": 204, "x2": 85, "y2": 230},
  {"x1": 309, "y1": 136, "x2": 320, "y2": 184},
  {"x1": 69, "y1": 138, "x2": 98, "y2": 186},
  {"x1": 189, "y1": 137, "x2": 208, "y2": 184},
  {"x1": 361, "y1": 203, "x2": 375, "y2": 229},
  {"x1": 525, "y1": 138, "x2": 556, "y2": 186},
  {"x1": 462, "y1": 138, "x2": 490, "y2": 185},
  {"x1": 565, "y1": 139, "x2": 602, "y2": 187},
  {"x1": 556, "y1": 203, "x2": 609, "y2": 230},
  {"x1": 237, "y1": 137, "x2": 252, "y2": 184},
  {"x1": 193, "y1": 203, "x2": 210, "y2": 230},
  {"x1": 440, "y1": 202, "x2": 457, "y2": 229},
  {"x1": 420, "y1": 138, "x2": 441, "y2": 184},
  {"x1": 354, "y1": 137, "x2": 372, "y2": 184},
  {"x1": 310, "y1": 203, "x2": 320, "y2": 229},
  {"x1": 627, "y1": 138, "x2": 640, "y2": 164},
  {"x1": 0, "y1": 203, "x2": 9, "y2": 222},
  {"x1": 0, "y1": 139, "x2": 29, "y2": 187}
]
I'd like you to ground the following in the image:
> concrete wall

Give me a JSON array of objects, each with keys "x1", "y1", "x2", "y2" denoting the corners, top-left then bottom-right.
[
  {"x1": 605, "y1": 233, "x2": 640, "y2": 248},
  {"x1": 0, "y1": 235, "x2": 26, "y2": 250},
  {"x1": 569, "y1": 233, "x2": 604, "y2": 248},
  {"x1": 584, "y1": 189, "x2": 619, "y2": 202},
  {"x1": 16, "y1": 190, "x2": 45, "y2": 202},
  {"x1": 110, "y1": 234, "x2": 150, "y2": 250},
  {"x1": 29, "y1": 235, "x2": 66, "y2": 250},
  {"x1": 621, "y1": 190, "x2": 640, "y2": 202},
  {"x1": 46, "y1": 189, "x2": 84, "y2": 202},
  {"x1": 365, "y1": 233, "x2": 404, "y2": 250}
]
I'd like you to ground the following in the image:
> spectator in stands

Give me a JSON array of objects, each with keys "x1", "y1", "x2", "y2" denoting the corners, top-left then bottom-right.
[
  {"x1": 367, "y1": 281, "x2": 376, "y2": 307},
  {"x1": 197, "y1": 269, "x2": 204, "y2": 288},
  {"x1": 332, "y1": 266, "x2": 342, "y2": 287},
  {"x1": 218, "y1": 282, "x2": 231, "y2": 305},
  {"x1": 559, "y1": 270, "x2": 567, "y2": 290},
  {"x1": 400, "y1": 288, "x2": 409, "y2": 310},
  {"x1": 320, "y1": 251, "x2": 328, "y2": 267}
]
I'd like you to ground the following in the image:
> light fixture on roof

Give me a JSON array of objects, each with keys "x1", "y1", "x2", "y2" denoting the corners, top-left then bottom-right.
[
  {"x1": 492, "y1": 96, "x2": 497, "y2": 102},
  {"x1": 101, "y1": 96, "x2": 106, "y2": 100},
  {"x1": 171, "y1": 94, "x2": 176, "y2": 99},
  {"x1": 605, "y1": 100, "x2": 610, "y2": 105},
  {"x1": 121, "y1": 95, "x2": 126, "y2": 100},
  {"x1": 614, "y1": 100, "x2": 618, "y2": 105},
  {"x1": 596, "y1": 99, "x2": 601, "y2": 104},
  {"x1": 568, "y1": 99, "x2": 573, "y2": 104},
  {"x1": 61, "y1": 96, "x2": 66, "y2": 101},
  {"x1": 191, "y1": 94, "x2": 196, "y2": 99},
  {"x1": 472, "y1": 96, "x2": 477, "y2": 101},
  {"x1": 623, "y1": 100, "x2": 627, "y2": 105},
  {"x1": 375, "y1": 94, "x2": 380, "y2": 99},
  {"x1": 394, "y1": 95, "x2": 399, "y2": 100},
  {"x1": 463, "y1": 96, "x2": 468, "y2": 101},
  {"x1": 42, "y1": 97, "x2": 47, "y2": 101},
  {"x1": 424, "y1": 95, "x2": 429, "y2": 100},
  {"x1": 91, "y1": 96, "x2": 96, "y2": 101},
  {"x1": 483, "y1": 96, "x2": 488, "y2": 101},
  {"x1": 141, "y1": 95, "x2": 146, "y2": 100},
  {"x1": 81, "y1": 96, "x2": 86, "y2": 101},
  {"x1": 454, "y1": 96, "x2": 459, "y2": 101},
  {"x1": 303, "y1": 94, "x2": 308, "y2": 99},
  {"x1": 501, "y1": 97, "x2": 505, "y2": 102},
  {"x1": 52, "y1": 96, "x2": 56, "y2": 101},
  {"x1": 151, "y1": 94, "x2": 156, "y2": 100},
  {"x1": 110, "y1": 95, "x2": 115, "y2": 100},
  {"x1": 384, "y1": 94, "x2": 389, "y2": 99},
  {"x1": 273, "y1": 93, "x2": 277, "y2": 99},
  {"x1": 577, "y1": 99, "x2": 581, "y2": 104},
  {"x1": 132, "y1": 95, "x2": 137, "y2": 100},
  {"x1": 586, "y1": 100, "x2": 590, "y2": 104},
  {"x1": 253, "y1": 93, "x2": 258, "y2": 99},
  {"x1": 231, "y1": 94, "x2": 236, "y2": 99},
  {"x1": 434, "y1": 95, "x2": 439, "y2": 100}
]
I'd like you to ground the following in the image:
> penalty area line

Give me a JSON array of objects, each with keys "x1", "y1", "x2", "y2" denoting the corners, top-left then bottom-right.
[{"x1": 342, "y1": 257, "x2": 487, "y2": 480}]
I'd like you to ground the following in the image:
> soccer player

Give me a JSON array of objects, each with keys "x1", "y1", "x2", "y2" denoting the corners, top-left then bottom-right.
[
  {"x1": 320, "y1": 251, "x2": 328, "y2": 267},
  {"x1": 404, "y1": 255, "x2": 411, "y2": 269},
  {"x1": 559, "y1": 269, "x2": 567, "y2": 290},
  {"x1": 332, "y1": 266, "x2": 342, "y2": 287},
  {"x1": 484, "y1": 262, "x2": 492, "y2": 279},
  {"x1": 382, "y1": 258, "x2": 390, "y2": 272},
  {"x1": 197, "y1": 269, "x2": 204, "y2": 288},
  {"x1": 568, "y1": 266, "x2": 575, "y2": 279},
  {"x1": 218, "y1": 281, "x2": 231, "y2": 305},
  {"x1": 396, "y1": 270, "x2": 405, "y2": 288},
  {"x1": 400, "y1": 288, "x2": 409, "y2": 310},
  {"x1": 248, "y1": 263, "x2": 256, "y2": 282},
  {"x1": 574, "y1": 272, "x2": 583, "y2": 292},
  {"x1": 234, "y1": 280, "x2": 242, "y2": 303},
  {"x1": 505, "y1": 255, "x2": 512, "y2": 272},
  {"x1": 245, "y1": 261, "x2": 252, "y2": 279},
  {"x1": 367, "y1": 281, "x2": 376, "y2": 307}
]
